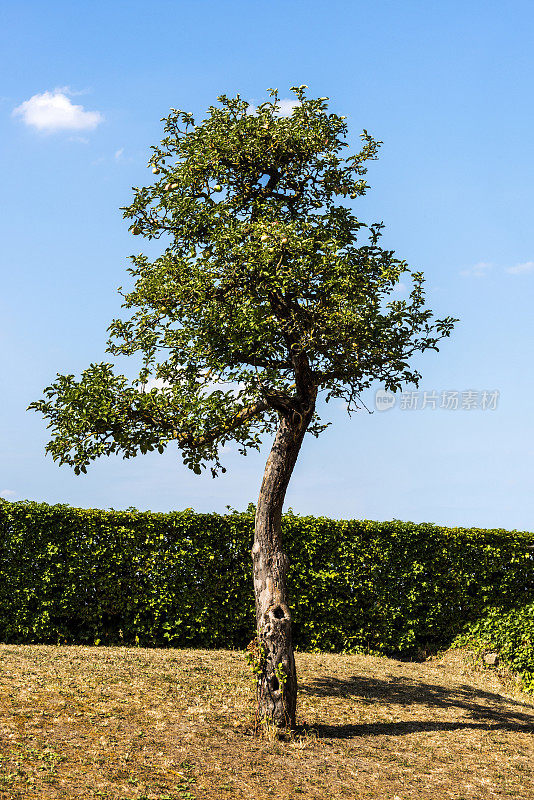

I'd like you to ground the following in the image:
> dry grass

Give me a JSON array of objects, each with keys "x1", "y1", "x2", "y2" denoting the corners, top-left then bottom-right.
[{"x1": 0, "y1": 644, "x2": 533, "y2": 799}]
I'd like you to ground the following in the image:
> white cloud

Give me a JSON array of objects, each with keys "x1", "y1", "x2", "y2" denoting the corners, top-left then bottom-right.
[
  {"x1": 12, "y1": 89, "x2": 103, "y2": 133},
  {"x1": 275, "y1": 99, "x2": 300, "y2": 117},
  {"x1": 0, "y1": 489, "x2": 16, "y2": 499},
  {"x1": 391, "y1": 282, "x2": 407, "y2": 294},
  {"x1": 460, "y1": 261, "x2": 492, "y2": 278},
  {"x1": 506, "y1": 261, "x2": 534, "y2": 275},
  {"x1": 247, "y1": 98, "x2": 300, "y2": 118},
  {"x1": 142, "y1": 375, "x2": 245, "y2": 398},
  {"x1": 142, "y1": 378, "x2": 170, "y2": 392},
  {"x1": 114, "y1": 147, "x2": 124, "y2": 160}
]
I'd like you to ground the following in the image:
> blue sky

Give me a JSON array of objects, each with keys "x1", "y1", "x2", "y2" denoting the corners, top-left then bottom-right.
[{"x1": 1, "y1": 0, "x2": 533, "y2": 530}]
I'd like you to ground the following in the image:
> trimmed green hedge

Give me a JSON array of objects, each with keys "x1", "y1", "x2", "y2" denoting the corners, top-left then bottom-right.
[
  {"x1": 454, "y1": 602, "x2": 534, "y2": 693},
  {"x1": 1, "y1": 499, "x2": 532, "y2": 660}
]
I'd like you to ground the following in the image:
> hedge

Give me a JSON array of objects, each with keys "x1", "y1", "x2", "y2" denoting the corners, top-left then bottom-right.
[
  {"x1": 0, "y1": 499, "x2": 532, "y2": 661},
  {"x1": 454, "y1": 601, "x2": 534, "y2": 693}
]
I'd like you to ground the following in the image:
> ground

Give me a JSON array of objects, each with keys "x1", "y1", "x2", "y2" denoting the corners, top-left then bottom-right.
[{"x1": 0, "y1": 645, "x2": 532, "y2": 799}]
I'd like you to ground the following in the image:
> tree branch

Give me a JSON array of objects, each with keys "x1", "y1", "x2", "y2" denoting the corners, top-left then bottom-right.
[{"x1": 165, "y1": 399, "x2": 270, "y2": 449}]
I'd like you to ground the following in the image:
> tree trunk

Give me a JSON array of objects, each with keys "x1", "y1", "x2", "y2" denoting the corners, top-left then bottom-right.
[{"x1": 251, "y1": 409, "x2": 312, "y2": 729}]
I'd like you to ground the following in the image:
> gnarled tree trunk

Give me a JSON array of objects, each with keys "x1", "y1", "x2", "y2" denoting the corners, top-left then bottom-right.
[{"x1": 252, "y1": 407, "x2": 314, "y2": 729}]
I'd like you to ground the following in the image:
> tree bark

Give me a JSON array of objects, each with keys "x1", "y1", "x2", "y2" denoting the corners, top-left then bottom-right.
[{"x1": 251, "y1": 407, "x2": 313, "y2": 729}]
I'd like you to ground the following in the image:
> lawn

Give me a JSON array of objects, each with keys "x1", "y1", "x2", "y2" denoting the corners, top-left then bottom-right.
[{"x1": 0, "y1": 644, "x2": 533, "y2": 799}]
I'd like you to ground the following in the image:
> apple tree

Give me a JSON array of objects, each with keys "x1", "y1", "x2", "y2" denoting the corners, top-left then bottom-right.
[{"x1": 30, "y1": 86, "x2": 456, "y2": 729}]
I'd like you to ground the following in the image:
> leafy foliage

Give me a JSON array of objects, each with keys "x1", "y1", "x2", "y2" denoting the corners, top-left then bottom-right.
[
  {"x1": 29, "y1": 87, "x2": 456, "y2": 476},
  {"x1": 1, "y1": 500, "x2": 532, "y2": 678},
  {"x1": 454, "y1": 602, "x2": 534, "y2": 693}
]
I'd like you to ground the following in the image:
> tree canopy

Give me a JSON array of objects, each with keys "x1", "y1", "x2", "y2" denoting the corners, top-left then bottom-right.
[{"x1": 30, "y1": 86, "x2": 456, "y2": 478}]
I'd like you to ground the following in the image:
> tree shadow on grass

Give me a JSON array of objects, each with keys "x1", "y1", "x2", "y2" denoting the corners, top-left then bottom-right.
[{"x1": 298, "y1": 674, "x2": 534, "y2": 738}]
